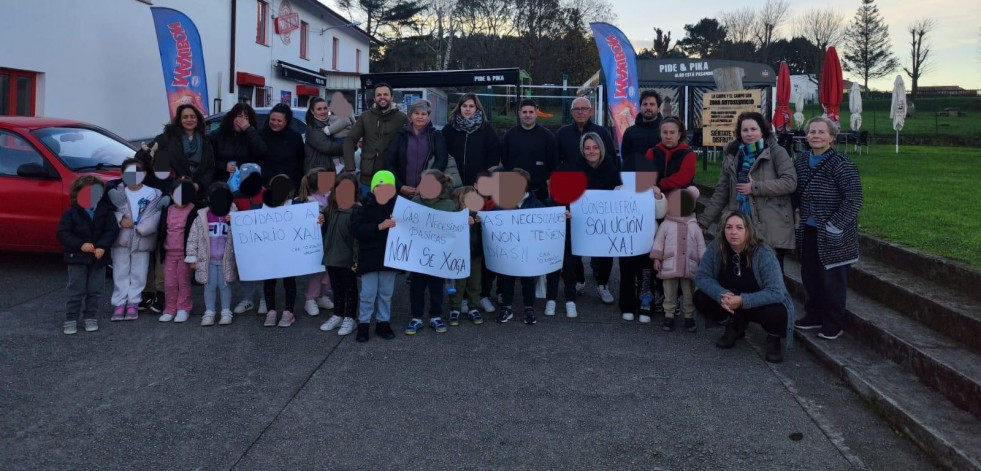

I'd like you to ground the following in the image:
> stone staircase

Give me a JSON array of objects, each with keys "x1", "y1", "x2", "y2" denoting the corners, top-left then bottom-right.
[{"x1": 696, "y1": 190, "x2": 981, "y2": 470}]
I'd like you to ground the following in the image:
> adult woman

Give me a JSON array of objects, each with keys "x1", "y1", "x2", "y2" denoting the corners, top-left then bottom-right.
[
  {"x1": 304, "y1": 96, "x2": 354, "y2": 173},
  {"x1": 152, "y1": 104, "x2": 215, "y2": 194},
  {"x1": 441, "y1": 93, "x2": 501, "y2": 187},
  {"x1": 792, "y1": 117, "x2": 863, "y2": 340},
  {"x1": 385, "y1": 99, "x2": 448, "y2": 197},
  {"x1": 209, "y1": 102, "x2": 266, "y2": 183},
  {"x1": 699, "y1": 112, "x2": 796, "y2": 266},
  {"x1": 646, "y1": 117, "x2": 696, "y2": 191},
  {"x1": 260, "y1": 103, "x2": 305, "y2": 187},
  {"x1": 694, "y1": 211, "x2": 794, "y2": 363}
]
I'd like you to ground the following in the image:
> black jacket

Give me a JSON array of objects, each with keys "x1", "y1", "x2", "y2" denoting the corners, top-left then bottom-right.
[
  {"x1": 152, "y1": 130, "x2": 216, "y2": 193},
  {"x1": 157, "y1": 204, "x2": 199, "y2": 261},
  {"x1": 555, "y1": 120, "x2": 618, "y2": 169},
  {"x1": 259, "y1": 127, "x2": 305, "y2": 187},
  {"x1": 57, "y1": 203, "x2": 119, "y2": 267},
  {"x1": 574, "y1": 154, "x2": 622, "y2": 190},
  {"x1": 620, "y1": 114, "x2": 662, "y2": 170},
  {"x1": 208, "y1": 126, "x2": 267, "y2": 182},
  {"x1": 501, "y1": 124, "x2": 558, "y2": 196},
  {"x1": 442, "y1": 122, "x2": 501, "y2": 187},
  {"x1": 352, "y1": 192, "x2": 397, "y2": 274},
  {"x1": 385, "y1": 122, "x2": 448, "y2": 192}
]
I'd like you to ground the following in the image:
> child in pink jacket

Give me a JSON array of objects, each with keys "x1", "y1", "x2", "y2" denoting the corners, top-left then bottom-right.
[{"x1": 651, "y1": 186, "x2": 706, "y2": 333}]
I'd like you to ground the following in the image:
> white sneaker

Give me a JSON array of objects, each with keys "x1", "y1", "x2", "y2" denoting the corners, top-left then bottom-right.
[
  {"x1": 597, "y1": 285, "x2": 614, "y2": 304},
  {"x1": 175, "y1": 310, "x2": 190, "y2": 323},
  {"x1": 316, "y1": 296, "x2": 335, "y2": 310},
  {"x1": 233, "y1": 300, "x2": 255, "y2": 314},
  {"x1": 337, "y1": 317, "x2": 356, "y2": 335},
  {"x1": 575, "y1": 282, "x2": 586, "y2": 293},
  {"x1": 622, "y1": 312, "x2": 635, "y2": 321},
  {"x1": 544, "y1": 300, "x2": 557, "y2": 316},
  {"x1": 565, "y1": 301, "x2": 578, "y2": 318},
  {"x1": 201, "y1": 310, "x2": 216, "y2": 326},
  {"x1": 461, "y1": 300, "x2": 469, "y2": 313},
  {"x1": 304, "y1": 299, "x2": 320, "y2": 316},
  {"x1": 159, "y1": 313, "x2": 175, "y2": 322},
  {"x1": 638, "y1": 314, "x2": 651, "y2": 324},
  {"x1": 478, "y1": 297, "x2": 495, "y2": 313},
  {"x1": 219, "y1": 309, "x2": 233, "y2": 325},
  {"x1": 257, "y1": 299, "x2": 268, "y2": 314},
  {"x1": 320, "y1": 314, "x2": 343, "y2": 331}
]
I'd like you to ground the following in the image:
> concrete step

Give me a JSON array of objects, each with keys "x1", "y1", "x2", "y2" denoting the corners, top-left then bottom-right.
[
  {"x1": 848, "y1": 257, "x2": 981, "y2": 355},
  {"x1": 784, "y1": 259, "x2": 981, "y2": 421},
  {"x1": 859, "y1": 234, "x2": 981, "y2": 304},
  {"x1": 792, "y1": 317, "x2": 981, "y2": 471}
]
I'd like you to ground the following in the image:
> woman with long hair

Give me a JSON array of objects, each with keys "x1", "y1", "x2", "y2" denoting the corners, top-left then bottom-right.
[
  {"x1": 442, "y1": 93, "x2": 501, "y2": 187},
  {"x1": 209, "y1": 102, "x2": 266, "y2": 183}
]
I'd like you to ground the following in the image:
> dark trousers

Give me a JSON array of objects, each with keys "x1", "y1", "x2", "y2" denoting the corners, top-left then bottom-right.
[
  {"x1": 618, "y1": 254, "x2": 656, "y2": 315},
  {"x1": 66, "y1": 264, "x2": 106, "y2": 321},
  {"x1": 327, "y1": 266, "x2": 358, "y2": 319},
  {"x1": 546, "y1": 254, "x2": 579, "y2": 302},
  {"x1": 410, "y1": 272, "x2": 444, "y2": 319},
  {"x1": 264, "y1": 277, "x2": 297, "y2": 312},
  {"x1": 499, "y1": 275, "x2": 536, "y2": 310},
  {"x1": 480, "y1": 263, "x2": 496, "y2": 298},
  {"x1": 800, "y1": 226, "x2": 849, "y2": 333},
  {"x1": 589, "y1": 257, "x2": 613, "y2": 285},
  {"x1": 693, "y1": 290, "x2": 788, "y2": 336}
]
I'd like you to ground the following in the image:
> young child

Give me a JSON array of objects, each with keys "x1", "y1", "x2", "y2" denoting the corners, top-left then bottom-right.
[
  {"x1": 352, "y1": 170, "x2": 399, "y2": 341},
  {"x1": 108, "y1": 158, "x2": 165, "y2": 321},
  {"x1": 231, "y1": 163, "x2": 267, "y2": 316},
  {"x1": 57, "y1": 176, "x2": 119, "y2": 334},
  {"x1": 405, "y1": 170, "x2": 459, "y2": 336},
  {"x1": 493, "y1": 168, "x2": 544, "y2": 326},
  {"x1": 473, "y1": 170, "x2": 499, "y2": 314},
  {"x1": 447, "y1": 185, "x2": 484, "y2": 326},
  {"x1": 318, "y1": 172, "x2": 360, "y2": 337},
  {"x1": 651, "y1": 186, "x2": 706, "y2": 332},
  {"x1": 186, "y1": 182, "x2": 239, "y2": 326},
  {"x1": 157, "y1": 178, "x2": 198, "y2": 323},
  {"x1": 298, "y1": 168, "x2": 335, "y2": 316},
  {"x1": 261, "y1": 174, "x2": 300, "y2": 327}
]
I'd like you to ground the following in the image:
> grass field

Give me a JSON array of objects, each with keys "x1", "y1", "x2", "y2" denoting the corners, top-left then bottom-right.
[{"x1": 693, "y1": 144, "x2": 981, "y2": 268}]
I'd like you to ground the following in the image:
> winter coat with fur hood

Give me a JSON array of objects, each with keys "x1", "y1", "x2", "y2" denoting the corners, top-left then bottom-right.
[{"x1": 184, "y1": 206, "x2": 239, "y2": 284}]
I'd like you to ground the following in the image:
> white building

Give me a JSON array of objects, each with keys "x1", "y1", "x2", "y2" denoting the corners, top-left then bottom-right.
[
  {"x1": 790, "y1": 74, "x2": 818, "y2": 104},
  {"x1": 0, "y1": 0, "x2": 372, "y2": 140}
]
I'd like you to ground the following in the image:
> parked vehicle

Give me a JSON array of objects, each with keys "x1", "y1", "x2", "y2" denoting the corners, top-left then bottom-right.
[
  {"x1": 0, "y1": 117, "x2": 136, "y2": 252},
  {"x1": 204, "y1": 106, "x2": 308, "y2": 137}
]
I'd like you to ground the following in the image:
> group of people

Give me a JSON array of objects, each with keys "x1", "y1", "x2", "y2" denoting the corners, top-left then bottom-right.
[{"x1": 57, "y1": 84, "x2": 863, "y2": 363}]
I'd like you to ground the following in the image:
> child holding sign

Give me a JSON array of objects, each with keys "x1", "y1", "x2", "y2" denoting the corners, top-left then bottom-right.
[
  {"x1": 353, "y1": 171, "x2": 399, "y2": 341},
  {"x1": 493, "y1": 168, "x2": 544, "y2": 326},
  {"x1": 447, "y1": 186, "x2": 485, "y2": 326},
  {"x1": 299, "y1": 168, "x2": 336, "y2": 316}
]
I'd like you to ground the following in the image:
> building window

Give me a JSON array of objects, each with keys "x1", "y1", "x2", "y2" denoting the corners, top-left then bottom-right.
[
  {"x1": 356, "y1": 49, "x2": 362, "y2": 73},
  {"x1": 255, "y1": 86, "x2": 271, "y2": 107},
  {"x1": 332, "y1": 37, "x2": 339, "y2": 70},
  {"x1": 0, "y1": 68, "x2": 37, "y2": 117},
  {"x1": 300, "y1": 21, "x2": 309, "y2": 60},
  {"x1": 256, "y1": 0, "x2": 268, "y2": 45}
]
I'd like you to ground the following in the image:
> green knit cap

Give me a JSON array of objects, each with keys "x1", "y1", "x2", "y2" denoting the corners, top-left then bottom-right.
[{"x1": 371, "y1": 170, "x2": 395, "y2": 191}]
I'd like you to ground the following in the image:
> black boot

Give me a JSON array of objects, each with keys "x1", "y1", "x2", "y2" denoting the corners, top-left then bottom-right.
[
  {"x1": 715, "y1": 318, "x2": 746, "y2": 348},
  {"x1": 765, "y1": 334, "x2": 784, "y2": 363},
  {"x1": 356, "y1": 323, "x2": 370, "y2": 343},
  {"x1": 375, "y1": 321, "x2": 395, "y2": 340}
]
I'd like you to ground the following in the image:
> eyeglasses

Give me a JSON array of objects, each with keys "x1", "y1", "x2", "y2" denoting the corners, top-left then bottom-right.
[
  {"x1": 731, "y1": 253, "x2": 742, "y2": 277},
  {"x1": 572, "y1": 107, "x2": 591, "y2": 112}
]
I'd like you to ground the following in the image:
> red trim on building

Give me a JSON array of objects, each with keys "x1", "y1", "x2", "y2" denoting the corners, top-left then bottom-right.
[
  {"x1": 236, "y1": 72, "x2": 266, "y2": 87},
  {"x1": 296, "y1": 84, "x2": 320, "y2": 96}
]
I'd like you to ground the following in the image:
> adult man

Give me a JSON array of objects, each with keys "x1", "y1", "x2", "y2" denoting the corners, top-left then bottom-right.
[
  {"x1": 620, "y1": 90, "x2": 663, "y2": 171},
  {"x1": 343, "y1": 83, "x2": 409, "y2": 194},
  {"x1": 501, "y1": 99, "x2": 558, "y2": 202},
  {"x1": 555, "y1": 97, "x2": 617, "y2": 170}
]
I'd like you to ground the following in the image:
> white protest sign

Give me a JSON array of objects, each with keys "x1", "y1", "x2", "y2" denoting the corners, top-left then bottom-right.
[
  {"x1": 570, "y1": 189, "x2": 657, "y2": 257},
  {"x1": 384, "y1": 196, "x2": 471, "y2": 278},
  {"x1": 478, "y1": 206, "x2": 566, "y2": 277},
  {"x1": 231, "y1": 202, "x2": 325, "y2": 281}
]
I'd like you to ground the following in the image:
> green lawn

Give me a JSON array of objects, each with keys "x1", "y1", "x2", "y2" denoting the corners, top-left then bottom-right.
[
  {"x1": 797, "y1": 99, "x2": 981, "y2": 139},
  {"x1": 693, "y1": 144, "x2": 981, "y2": 268}
]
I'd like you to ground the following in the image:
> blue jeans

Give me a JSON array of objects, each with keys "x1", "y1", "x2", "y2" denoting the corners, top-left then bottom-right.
[
  {"x1": 204, "y1": 261, "x2": 231, "y2": 312},
  {"x1": 358, "y1": 271, "x2": 396, "y2": 323}
]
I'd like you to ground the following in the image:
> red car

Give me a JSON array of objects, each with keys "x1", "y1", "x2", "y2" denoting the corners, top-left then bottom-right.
[{"x1": 0, "y1": 117, "x2": 137, "y2": 252}]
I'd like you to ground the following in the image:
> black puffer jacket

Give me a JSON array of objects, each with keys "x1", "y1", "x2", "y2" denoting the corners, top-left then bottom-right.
[
  {"x1": 56, "y1": 203, "x2": 119, "y2": 267},
  {"x1": 259, "y1": 126, "x2": 305, "y2": 187},
  {"x1": 151, "y1": 130, "x2": 216, "y2": 193},
  {"x1": 352, "y1": 192, "x2": 397, "y2": 274},
  {"x1": 442, "y1": 122, "x2": 501, "y2": 186},
  {"x1": 208, "y1": 127, "x2": 267, "y2": 182},
  {"x1": 620, "y1": 114, "x2": 662, "y2": 170}
]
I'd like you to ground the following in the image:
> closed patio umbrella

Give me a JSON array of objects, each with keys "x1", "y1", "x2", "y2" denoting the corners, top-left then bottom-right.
[
  {"x1": 793, "y1": 89, "x2": 805, "y2": 128},
  {"x1": 890, "y1": 75, "x2": 907, "y2": 154},
  {"x1": 849, "y1": 82, "x2": 863, "y2": 153},
  {"x1": 773, "y1": 61, "x2": 792, "y2": 133},
  {"x1": 819, "y1": 46, "x2": 844, "y2": 129}
]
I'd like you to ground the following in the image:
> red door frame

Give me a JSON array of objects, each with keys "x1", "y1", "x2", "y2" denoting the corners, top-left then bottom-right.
[{"x1": 0, "y1": 68, "x2": 37, "y2": 116}]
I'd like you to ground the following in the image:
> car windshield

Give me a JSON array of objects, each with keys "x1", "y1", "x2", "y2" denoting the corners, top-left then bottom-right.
[{"x1": 31, "y1": 126, "x2": 135, "y2": 170}]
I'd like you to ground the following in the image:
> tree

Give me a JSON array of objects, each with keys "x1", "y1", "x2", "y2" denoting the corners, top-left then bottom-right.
[
  {"x1": 842, "y1": 0, "x2": 899, "y2": 91},
  {"x1": 794, "y1": 8, "x2": 846, "y2": 73},
  {"x1": 770, "y1": 36, "x2": 823, "y2": 74},
  {"x1": 637, "y1": 28, "x2": 684, "y2": 59},
  {"x1": 754, "y1": 0, "x2": 791, "y2": 63},
  {"x1": 904, "y1": 19, "x2": 935, "y2": 108},
  {"x1": 337, "y1": 0, "x2": 426, "y2": 62},
  {"x1": 719, "y1": 7, "x2": 756, "y2": 44},
  {"x1": 678, "y1": 18, "x2": 728, "y2": 58}
]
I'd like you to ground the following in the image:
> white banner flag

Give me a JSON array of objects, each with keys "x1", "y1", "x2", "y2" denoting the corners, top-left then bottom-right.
[
  {"x1": 231, "y1": 202, "x2": 325, "y2": 281},
  {"x1": 570, "y1": 189, "x2": 657, "y2": 257},
  {"x1": 384, "y1": 196, "x2": 471, "y2": 278},
  {"x1": 478, "y1": 206, "x2": 567, "y2": 277}
]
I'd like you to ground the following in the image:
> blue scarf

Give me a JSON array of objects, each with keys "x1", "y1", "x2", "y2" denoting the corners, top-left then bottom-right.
[{"x1": 736, "y1": 139, "x2": 764, "y2": 215}]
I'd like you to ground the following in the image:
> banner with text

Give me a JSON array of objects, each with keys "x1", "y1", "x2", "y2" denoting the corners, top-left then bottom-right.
[
  {"x1": 150, "y1": 7, "x2": 210, "y2": 117},
  {"x1": 570, "y1": 189, "x2": 656, "y2": 257},
  {"x1": 478, "y1": 207, "x2": 567, "y2": 277},
  {"x1": 701, "y1": 90, "x2": 761, "y2": 146},
  {"x1": 384, "y1": 197, "x2": 471, "y2": 279},
  {"x1": 231, "y1": 202, "x2": 324, "y2": 281},
  {"x1": 590, "y1": 22, "x2": 639, "y2": 149}
]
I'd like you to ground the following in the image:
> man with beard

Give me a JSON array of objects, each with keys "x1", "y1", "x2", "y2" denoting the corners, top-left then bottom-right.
[
  {"x1": 621, "y1": 90, "x2": 663, "y2": 171},
  {"x1": 343, "y1": 83, "x2": 409, "y2": 195}
]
